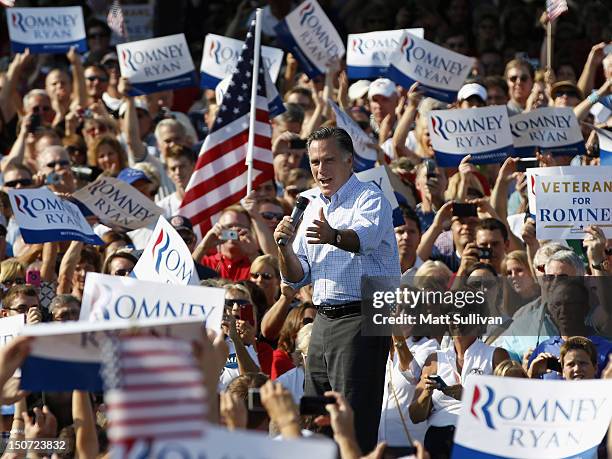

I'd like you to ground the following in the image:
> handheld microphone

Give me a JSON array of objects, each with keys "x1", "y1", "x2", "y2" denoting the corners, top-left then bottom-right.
[{"x1": 277, "y1": 196, "x2": 310, "y2": 247}]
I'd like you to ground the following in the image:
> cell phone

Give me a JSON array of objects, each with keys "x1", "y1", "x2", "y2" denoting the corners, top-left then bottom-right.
[
  {"x1": 477, "y1": 247, "x2": 491, "y2": 259},
  {"x1": 26, "y1": 269, "x2": 41, "y2": 287},
  {"x1": 28, "y1": 113, "x2": 41, "y2": 133},
  {"x1": 289, "y1": 138, "x2": 307, "y2": 150},
  {"x1": 516, "y1": 158, "x2": 538, "y2": 172},
  {"x1": 299, "y1": 395, "x2": 336, "y2": 415},
  {"x1": 383, "y1": 446, "x2": 418, "y2": 459},
  {"x1": 220, "y1": 229, "x2": 239, "y2": 241},
  {"x1": 46, "y1": 172, "x2": 61, "y2": 185},
  {"x1": 427, "y1": 374, "x2": 448, "y2": 390},
  {"x1": 452, "y1": 202, "x2": 477, "y2": 218},
  {"x1": 26, "y1": 392, "x2": 45, "y2": 418},
  {"x1": 247, "y1": 388, "x2": 265, "y2": 412},
  {"x1": 238, "y1": 303, "x2": 255, "y2": 327},
  {"x1": 546, "y1": 357, "x2": 562, "y2": 373},
  {"x1": 425, "y1": 159, "x2": 437, "y2": 178}
]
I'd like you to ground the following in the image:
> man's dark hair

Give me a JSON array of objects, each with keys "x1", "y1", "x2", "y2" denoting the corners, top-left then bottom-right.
[
  {"x1": 560, "y1": 336, "x2": 597, "y2": 368},
  {"x1": 306, "y1": 127, "x2": 355, "y2": 158},
  {"x1": 399, "y1": 204, "x2": 421, "y2": 234},
  {"x1": 3, "y1": 285, "x2": 38, "y2": 310},
  {"x1": 484, "y1": 75, "x2": 508, "y2": 94},
  {"x1": 280, "y1": 103, "x2": 305, "y2": 125},
  {"x1": 84, "y1": 63, "x2": 109, "y2": 78},
  {"x1": 86, "y1": 18, "x2": 111, "y2": 37},
  {"x1": 165, "y1": 144, "x2": 198, "y2": 164},
  {"x1": 475, "y1": 218, "x2": 508, "y2": 242},
  {"x1": 226, "y1": 372, "x2": 269, "y2": 429},
  {"x1": 49, "y1": 294, "x2": 80, "y2": 313}
]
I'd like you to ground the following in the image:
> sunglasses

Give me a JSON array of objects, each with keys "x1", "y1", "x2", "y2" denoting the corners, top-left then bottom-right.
[
  {"x1": 86, "y1": 75, "x2": 109, "y2": 83},
  {"x1": 261, "y1": 211, "x2": 284, "y2": 221},
  {"x1": 32, "y1": 105, "x2": 52, "y2": 113},
  {"x1": 556, "y1": 90, "x2": 578, "y2": 98},
  {"x1": 224, "y1": 299, "x2": 251, "y2": 308},
  {"x1": 46, "y1": 159, "x2": 70, "y2": 169},
  {"x1": 4, "y1": 178, "x2": 33, "y2": 188},
  {"x1": 251, "y1": 272, "x2": 273, "y2": 280},
  {"x1": 113, "y1": 269, "x2": 132, "y2": 277},
  {"x1": 302, "y1": 317, "x2": 314, "y2": 325},
  {"x1": 508, "y1": 75, "x2": 530, "y2": 83}
]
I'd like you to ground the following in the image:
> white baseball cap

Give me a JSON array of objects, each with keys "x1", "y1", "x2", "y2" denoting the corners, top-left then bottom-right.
[
  {"x1": 457, "y1": 83, "x2": 487, "y2": 103},
  {"x1": 368, "y1": 78, "x2": 398, "y2": 99},
  {"x1": 348, "y1": 80, "x2": 371, "y2": 101},
  {"x1": 118, "y1": 98, "x2": 150, "y2": 117}
]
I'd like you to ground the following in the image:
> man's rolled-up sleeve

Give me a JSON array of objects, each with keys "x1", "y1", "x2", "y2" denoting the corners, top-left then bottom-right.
[
  {"x1": 280, "y1": 233, "x2": 311, "y2": 290},
  {"x1": 352, "y1": 192, "x2": 391, "y2": 256}
]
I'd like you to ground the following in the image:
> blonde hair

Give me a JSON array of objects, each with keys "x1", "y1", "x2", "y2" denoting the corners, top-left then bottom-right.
[
  {"x1": 501, "y1": 250, "x2": 530, "y2": 276},
  {"x1": 225, "y1": 283, "x2": 253, "y2": 303},
  {"x1": 293, "y1": 322, "x2": 313, "y2": 366},
  {"x1": 414, "y1": 260, "x2": 452, "y2": 290},
  {"x1": 250, "y1": 255, "x2": 280, "y2": 278},
  {"x1": 0, "y1": 259, "x2": 25, "y2": 284},
  {"x1": 494, "y1": 359, "x2": 527, "y2": 378}
]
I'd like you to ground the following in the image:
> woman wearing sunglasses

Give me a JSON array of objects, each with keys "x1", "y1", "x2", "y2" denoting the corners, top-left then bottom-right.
[
  {"x1": 249, "y1": 255, "x2": 281, "y2": 308},
  {"x1": 504, "y1": 59, "x2": 534, "y2": 116}
]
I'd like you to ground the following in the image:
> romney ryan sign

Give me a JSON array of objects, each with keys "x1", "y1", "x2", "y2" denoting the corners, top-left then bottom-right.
[
  {"x1": 7, "y1": 6, "x2": 87, "y2": 54},
  {"x1": 117, "y1": 33, "x2": 196, "y2": 95}
]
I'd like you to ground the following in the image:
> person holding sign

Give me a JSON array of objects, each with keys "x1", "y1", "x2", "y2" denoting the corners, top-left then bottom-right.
[{"x1": 274, "y1": 127, "x2": 400, "y2": 453}]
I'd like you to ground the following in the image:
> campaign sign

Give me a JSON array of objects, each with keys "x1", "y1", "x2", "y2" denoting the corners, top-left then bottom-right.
[
  {"x1": 200, "y1": 33, "x2": 284, "y2": 89},
  {"x1": 328, "y1": 99, "x2": 377, "y2": 172},
  {"x1": 532, "y1": 167, "x2": 612, "y2": 239},
  {"x1": 21, "y1": 318, "x2": 204, "y2": 392},
  {"x1": 80, "y1": 273, "x2": 224, "y2": 330},
  {"x1": 8, "y1": 188, "x2": 102, "y2": 245},
  {"x1": 427, "y1": 106, "x2": 514, "y2": 166},
  {"x1": 510, "y1": 107, "x2": 585, "y2": 157},
  {"x1": 387, "y1": 31, "x2": 473, "y2": 103},
  {"x1": 452, "y1": 375, "x2": 612, "y2": 459},
  {"x1": 73, "y1": 175, "x2": 163, "y2": 231},
  {"x1": 7, "y1": 7, "x2": 87, "y2": 54},
  {"x1": 133, "y1": 216, "x2": 200, "y2": 285},
  {"x1": 274, "y1": 0, "x2": 345, "y2": 78},
  {"x1": 0, "y1": 314, "x2": 25, "y2": 347},
  {"x1": 123, "y1": 3, "x2": 154, "y2": 41},
  {"x1": 347, "y1": 28, "x2": 424, "y2": 79},
  {"x1": 117, "y1": 33, "x2": 196, "y2": 95},
  {"x1": 356, "y1": 166, "x2": 405, "y2": 228},
  {"x1": 596, "y1": 127, "x2": 612, "y2": 166},
  {"x1": 122, "y1": 424, "x2": 336, "y2": 459}
]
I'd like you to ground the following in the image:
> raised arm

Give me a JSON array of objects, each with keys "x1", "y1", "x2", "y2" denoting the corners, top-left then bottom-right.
[
  {"x1": 261, "y1": 284, "x2": 296, "y2": 340},
  {"x1": 577, "y1": 42, "x2": 607, "y2": 96},
  {"x1": 57, "y1": 241, "x2": 83, "y2": 294},
  {"x1": 0, "y1": 50, "x2": 31, "y2": 124},
  {"x1": 416, "y1": 201, "x2": 453, "y2": 261},
  {"x1": 67, "y1": 46, "x2": 87, "y2": 110},
  {"x1": 392, "y1": 83, "x2": 422, "y2": 160},
  {"x1": 118, "y1": 77, "x2": 147, "y2": 163},
  {"x1": 72, "y1": 391, "x2": 99, "y2": 459}
]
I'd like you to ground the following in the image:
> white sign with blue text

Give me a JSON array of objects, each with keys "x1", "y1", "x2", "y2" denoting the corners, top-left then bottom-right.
[
  {"x1": 117, "y1": 33, "x2": 196, "y2": 95},
  {"x1": 347, "y1": 29, "x2": 424, "y2": 79},
  {"x1": 387, "y1": 31, "x2": 473, "y2": 103},
  {"x1": 9, "y1": 188, "x2": 102, "y2": 245},
  {"x1": 510, "y1": 107, "x2": 585, "y2": 157},
  {"x1": 428, "y1": 105, "x2": 514, "y2": 167},
  {"x1": 200, "y1": 34, "x2": 284, "y2": 89},
  {"x1": 133, "y1": 216, "x2": 200, "y2": 285},
  {"x1": 452, "y1": 375, "x2": 612, "y2": 459},
  {"x1": 274, "y1": 0, "x2": 345, "y2": 78},
  {"x1": 73, "y1": 175, "x2": 163, "y2": 231},
  {"x1": 7, "y1": 6, "x2": 87, "y2": 54},
  {"x1": 20, "y1": 318, "x2": 204, "y2": 392},
  {"x1": 328, "y1": 99, "x2": 377, "y2": 172},
  {"x1": 80, "y1": 273, "x2": 224, "y2": 330}
]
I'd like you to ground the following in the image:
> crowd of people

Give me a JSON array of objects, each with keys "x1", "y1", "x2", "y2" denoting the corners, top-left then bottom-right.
[{"x1": 0, "y1": 0, "x2": 610, "y2": 458}]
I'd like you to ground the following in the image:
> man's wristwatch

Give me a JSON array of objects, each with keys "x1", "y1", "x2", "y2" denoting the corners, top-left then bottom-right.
[{"x1": 333, "y1": 228, "x2": 341, "y2": 246}]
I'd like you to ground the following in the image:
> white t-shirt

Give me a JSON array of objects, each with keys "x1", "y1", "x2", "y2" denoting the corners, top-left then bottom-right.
[
  {"x1": 218, "y1": 338, "x2": 260, "y2": 393},
  {"x1": 156, "y1": 193, "x2": 181, "y2": 218},
  {"x1": 275, "y1": 366, "x2": 304, "y2": 405}
]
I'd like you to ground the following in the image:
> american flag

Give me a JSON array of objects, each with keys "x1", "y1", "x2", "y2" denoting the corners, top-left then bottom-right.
[
  {"x1": 107, "y1": 0, "x2": 128, "y2": 39},
  {"x1": 179, "y1": 21, "x2": 277, "y2": 238},
  {"x1": 102, "y1": 335, "x2": 207, "y2": 453},
  {"x1": 546, "y1": 0, "x2": 568, "y2": 22}
]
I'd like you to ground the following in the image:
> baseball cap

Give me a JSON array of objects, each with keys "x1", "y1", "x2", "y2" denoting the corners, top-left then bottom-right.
[
  {"x1": 117, "y1": 167, "x2": 152, "y2": 185},
  {"x1": 457, "y1": 83, "x2": 488, "y2": 103},
  {"x1": 550, "y1": 81, "x2": 584, "y2": 100},
  {"x1": 348, "y1": 80, "x2": 371, "y2": 101},
  {"x1": 118, "y1": 98, "x2": 150, "y2": 117},
  {"x1": 169, "y1": 215, "x2": 193, "y2": 233},
  {"x1": 101, "y1": 52, "x2": 118, "y2": 66},
  {"x1": 368, "y1": 78, "x2": 397, "y2": 99}
]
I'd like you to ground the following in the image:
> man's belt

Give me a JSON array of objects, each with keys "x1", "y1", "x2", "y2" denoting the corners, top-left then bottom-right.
[{"x1": 316, "y1": 301, "x2": 361, "y2": 319}]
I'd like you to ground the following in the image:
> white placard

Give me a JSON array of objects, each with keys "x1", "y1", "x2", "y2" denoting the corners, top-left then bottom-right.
[
  {"x1": 123, "y1": 3, "x2": 154, "y2": 41},
  {"x1": 133, "y1": 216, "x2": 200, "y2": 285},
  {"x1": 356, "y1": 165, "x2": 399, "y2": 209},
  {"x1": 7, "y1": 6, "x2": 87, "y2": 54},
  {"x1": 0, "y1": 314, "x2": 25, "y2": 347}
]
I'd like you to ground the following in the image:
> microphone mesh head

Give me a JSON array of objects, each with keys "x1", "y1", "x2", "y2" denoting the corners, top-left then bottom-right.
[{"x1": 295, "y1": 196, "x2": 310, "y2": 210}]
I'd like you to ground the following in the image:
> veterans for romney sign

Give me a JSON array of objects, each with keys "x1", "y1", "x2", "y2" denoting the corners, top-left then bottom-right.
[
  {"x1": 387, "y1": 31, "x2": 473, "y2": 103},
  {"x1": 80, "y1": 273, "x2": 224, "y2": 330},
  {"x1": 530, "y1": 166, "x2": 612, "y2": 240},
  {"x1": 346, "y1": 28, "x2": 424, "y2": 79},
  {"x1": 329, "y1": 99, "x2": 377, "y2": 172},
  {"x1": 510, "y1": 107, "x2": 585, "y2": 157},
  {"x1": 428, "y1": 105, "x2": 514, "y2": 166},
  {"x1": 7, "y1": 6, "x2": 87, "y2": 54},
  {"x1": 274, "y1": 0, "x2": 345, "y2": 78},
  {"x1": 20, "y1": 318, "x2": 205, "y2": 392},
  {"x1": 133, "y1": 216, "x2": 200, "y2": 285},
  {"x1": 8, "y1": 188, "x2": 102, "y2": 245},
  {"x1": 452, "y1": 375, "x2": 612, "y2": 458},
  {"x1": 200, "y1": 33, "x2": 284, "y2": 89},
  {"x1": 73, "y1": 175, "x2": 162, "y2": 230},
  {"x1": 117, "y1": 33, "x2": 196, "y2": 95}
]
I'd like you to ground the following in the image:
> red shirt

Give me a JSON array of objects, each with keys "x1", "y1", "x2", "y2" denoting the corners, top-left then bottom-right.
[
  {"x1": 201, "y1": 252, "x2": 251, "y2": 281},
  {"x1": 271, "y1": 349, "x2": 295, "y2": 380},
  {"x1": 256, "y1": 340, "x2": 273, "y2": 376}
]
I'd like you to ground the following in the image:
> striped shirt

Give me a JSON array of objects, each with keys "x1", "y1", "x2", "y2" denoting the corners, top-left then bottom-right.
[{"x1": 283, "y1": 174, "x2": 400, "y2": 305}]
